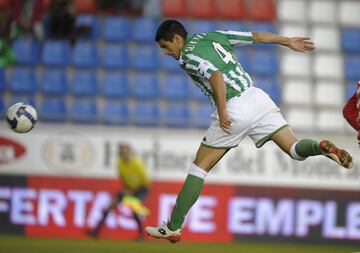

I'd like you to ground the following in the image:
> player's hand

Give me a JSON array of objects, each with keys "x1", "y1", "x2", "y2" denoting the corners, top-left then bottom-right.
[
  {"x1": 219, "y1": 112, "x2": 232, "y2": 134},
  {"x1": 289, "y1": 37, "x2": 315, "y2": 53}
]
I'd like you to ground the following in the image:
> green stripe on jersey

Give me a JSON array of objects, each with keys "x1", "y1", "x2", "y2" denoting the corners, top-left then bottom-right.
[
  {"x1": 180, "y1": 31, "x2": 254, "y2": 104},
  {"x1": 190, "y1": 75, "x2": 215, "y2": 103}
]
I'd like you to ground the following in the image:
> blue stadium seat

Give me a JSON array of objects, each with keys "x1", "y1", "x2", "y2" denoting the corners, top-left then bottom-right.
[
  {"x1": 341, "y1": 29, "x2": 360, "y2": 53},
  {"x1": 41, "y1": 40, "x2": 70, "y2": 66},
  {"x1": 248, "y1": 22, "x2": 276, "y2": 49},
  {"x1": 254, "y1": 78, "x2": 281, "y2": 104},
  {"x1": 218, "y1": 21, "x2": 247, "y2": 31},
  {"x1": 161, "y1": 74, "x2": 189, "y2": 100},
  {"x1": 102, "y1": 43, "x2": 128, "y2": 69},
  {"x1": 163, "y1": 103, "x2": 190, "y2": 128},
  {"x1": 71, "y1": 70, "x2": 98, "y2": 96},
  {"x1": 9, "y1": 67, "x2": 36, "y2": 94},
  {"x1": 0, "y1": 69, "x2": 5, "y2": 93},
  {"x1": 103, "y1": 16, "x2": 130, "y2": 42},
  {"x1": 132, "y1": 17, "x2": 157, "y2": 43},
  {"x1": 345, "y1": 56, "x2": 360, "y2": 80},
  {"x1": 133, "y1": 102, "x2": 160, "y2": 126},
  {"x1": 192, "y1": 103, "x2": 213, "y2": 128},
  {"x1": 131, "y1": 44, "x2": 157, "y2": 70},
  {"x1": 188, "y1": 20, "x2": 217, "y2": 34},
  {"x1": 102, "y1": 100, "x2": 129, "y2": 125},
  {"x1": 190, "y1": 82, "x2": 210, "y2": 102},
  {"x1": 71, "y1": 71, "x2": 96, "y2": 96},
  {"x1": 158, "y1": 52, "x2": 181, "y2": 72},
  {"x1": 250, "y1": 49, "x2": 278, "y2": 76},
  {"x1": 0, "y1": 97, "x2": 4, "y2": 117},
  {"x1": 70, "y1": 98, "x2": 97, "y2": 123},
  {"x1": 234, "y1": 48, "x2": 249, "y2": 71},
  {"x1": 9, "y1": 95, "x2": 36, "y2": 107},
  {"x1": 75, "y1": 14, "x2": 99, "y2": 39},
  {"x1": 39, "y1": 97, "x2": 67, "y2": 122},
  {"x1": 72, "y1": 41, "x2": 98, "y2": 68},
  {"x1": 177, "y1": 19, "x2": 190, "y2": 31},
  {"x1": 345, "y1": 80, "x2": 357, "y2": 101},
  {"x1": 12, "y1": 38, "x2": 39, "y2": 65},
  {"x1": 248, "y1": 22, "x2": 276, "y2": 33},
  {"x1": 103, "y1": 72, "x2": 129, "y2": 98},
  {"x1": 40, "y1": 69, "x2": 67, "y2": 95},
  {"x1": 132, "y1": 73, "x2": 158, "y2": 99}
]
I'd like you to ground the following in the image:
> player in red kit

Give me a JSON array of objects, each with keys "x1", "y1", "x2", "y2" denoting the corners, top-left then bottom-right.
[{"x1": 343, "y1": 81, "x2": 360, "y2": 146}]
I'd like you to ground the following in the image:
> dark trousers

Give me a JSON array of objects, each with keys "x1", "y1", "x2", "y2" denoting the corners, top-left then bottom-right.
[{"x1": 91, "y1": 187, "x2": 149, "y2": 239}]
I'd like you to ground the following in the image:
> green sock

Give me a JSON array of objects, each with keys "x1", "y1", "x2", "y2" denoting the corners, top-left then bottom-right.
[
  {"x1": 295, "y1": 139, "x2": 322, "y2": 157},
  {"x1": 167, "y1": 174, "x2": 204, "y2": 231}
]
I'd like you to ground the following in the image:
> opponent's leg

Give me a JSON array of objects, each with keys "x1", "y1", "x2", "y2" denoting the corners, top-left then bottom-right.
[
  {"x1": 145, "y1": 145, "x2": 229, "y2": 243},
  {"x1": 271, "y1": 127, "x2": 353, "y2": 168},
  {"x1": 133, "y1": 211, "x2": 143, "y2": 241},
  {"x1": 87, "y1": 193, "x2": 122, "y2": 238}
]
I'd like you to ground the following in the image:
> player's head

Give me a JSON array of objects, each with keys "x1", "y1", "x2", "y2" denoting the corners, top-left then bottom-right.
[
  {"x1": 155, "y1": 19, "x2": 188, "y2": 60},
  {"x1": 119, "y1": 143, "x2": 132, "y2": 161}
]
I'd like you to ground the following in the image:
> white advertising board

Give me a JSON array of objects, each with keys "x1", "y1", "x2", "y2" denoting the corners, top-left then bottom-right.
[{"x1": 0, "y1": 123, "x2": 359, "y2": 190}]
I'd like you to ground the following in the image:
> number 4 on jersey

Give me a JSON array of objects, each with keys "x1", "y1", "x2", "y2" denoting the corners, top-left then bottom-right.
[{"x1": 212, "y1": 42, "x2": 236, "y2": 64}]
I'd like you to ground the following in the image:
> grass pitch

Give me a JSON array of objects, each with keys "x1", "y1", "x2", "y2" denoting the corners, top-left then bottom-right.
[{"x1": 0, "y1": 236, "x2": 359, "y2": 253}]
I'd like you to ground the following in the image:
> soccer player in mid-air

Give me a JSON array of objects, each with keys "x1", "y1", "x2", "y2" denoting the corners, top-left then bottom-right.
[
  {"x1": 145, "y1": 20, "x2": 353, "y2": 243},
  {"x1": 343, "y1": 81, "x2": 360, "y2": 146}
]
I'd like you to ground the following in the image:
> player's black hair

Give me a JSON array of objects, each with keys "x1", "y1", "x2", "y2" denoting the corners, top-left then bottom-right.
[{"x1": 155, "y1": 19, "x2": 188, "y2": 42}]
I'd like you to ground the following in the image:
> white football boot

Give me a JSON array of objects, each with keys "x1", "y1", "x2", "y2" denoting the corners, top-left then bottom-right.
[{"x1": 145, "y1": 223, "x2": 181, "y2": 243}]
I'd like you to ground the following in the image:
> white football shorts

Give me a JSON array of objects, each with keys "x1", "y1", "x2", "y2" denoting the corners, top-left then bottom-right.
[{"x1": 202, "y1": 86, "x2": 288, "y2": 149}]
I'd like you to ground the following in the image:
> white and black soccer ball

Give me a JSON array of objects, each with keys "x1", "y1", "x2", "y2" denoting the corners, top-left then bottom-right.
[{"x1": 6, "y1": 102, "x2": 38, "y2": 133}]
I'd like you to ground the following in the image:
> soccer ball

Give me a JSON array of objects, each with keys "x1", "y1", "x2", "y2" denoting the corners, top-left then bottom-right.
[{"x1": 6, "y1": 102, "x2": 38, "y2": 133}]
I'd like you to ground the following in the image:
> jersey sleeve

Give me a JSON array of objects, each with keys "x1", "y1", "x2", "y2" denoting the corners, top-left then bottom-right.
[{"x1": 216, "y1": 30, "x2": 253, "y2": 46}]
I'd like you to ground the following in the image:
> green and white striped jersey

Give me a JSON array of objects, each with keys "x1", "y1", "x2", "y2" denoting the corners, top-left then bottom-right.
[{"x1": 178, "y1": 30, "x2": 253, "y2": 105}]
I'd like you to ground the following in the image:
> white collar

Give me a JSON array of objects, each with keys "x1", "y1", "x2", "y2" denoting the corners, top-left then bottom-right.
[{"x1": 178, "y1": 51, "x2": 185, "y2": 65}]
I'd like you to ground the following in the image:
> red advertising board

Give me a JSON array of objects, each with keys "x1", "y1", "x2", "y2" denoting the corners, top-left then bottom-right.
[{"x1": 0, "y1": 175, "x2": 359, "y2": 243}]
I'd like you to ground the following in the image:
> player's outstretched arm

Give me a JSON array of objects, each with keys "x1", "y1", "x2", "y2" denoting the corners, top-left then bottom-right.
[{"x1": 252, "y1": 31, "x2": 315, "y2": 53}]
